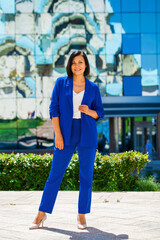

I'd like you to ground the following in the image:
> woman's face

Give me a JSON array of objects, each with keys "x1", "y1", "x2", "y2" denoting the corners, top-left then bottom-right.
[{"x1": 71, "y1": 55, "x2": 87, "y2": 77}]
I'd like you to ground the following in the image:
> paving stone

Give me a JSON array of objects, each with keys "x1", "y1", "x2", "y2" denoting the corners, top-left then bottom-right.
[{"x1": 0, "y1": 191, "x2": 160, "y2": 240}]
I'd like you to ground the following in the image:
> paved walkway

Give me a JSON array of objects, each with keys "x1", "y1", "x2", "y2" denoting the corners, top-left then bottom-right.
[{"x1": 0, "y1": 191, "x2": 160, "y2": 240}]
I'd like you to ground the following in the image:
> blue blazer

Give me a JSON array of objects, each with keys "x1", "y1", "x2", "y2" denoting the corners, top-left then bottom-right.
[{"x1": 49, "y1": 76, "x2": 104, "y2": 148}]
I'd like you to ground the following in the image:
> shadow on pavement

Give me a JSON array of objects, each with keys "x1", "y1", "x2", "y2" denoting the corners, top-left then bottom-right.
[{"x1": 41, "y1": 226, "x2": 129, "y2": 240}]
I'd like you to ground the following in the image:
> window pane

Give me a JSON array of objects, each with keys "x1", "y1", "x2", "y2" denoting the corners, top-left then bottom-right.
[
  {"x1": 157, "y1": 0, "x2": 160, "y2": 12},
  {"x1": 141, "y1": 13, "x2": 156, "y2": 33},
  {"x1": 122, "y1": 54, "x2": 141, "y2": 76},
  {"x1": 141, "y1": 55, "x2": 157, "y2": 73},
  {"x1": 157, "y1": 14, "x2": 160, "y2": 33},
  {"x1": 122, "y1": 34, "x2": 140, "y2": 54},
  {"x1": 106, "y1": 34, "x2": 122, "y2": 54},
  {"x1": 122, "y1": 0, "x2": 139, "y2": 12},
  {"x1": 140, "y1": 0, "x2": 156, "y2": 12},
  {"x1": 141, "y1": 34, "x2": 156, "y2": 54},
  {"x1": 157, "y1": 34, "x2": 160, "y2": 54},
  {"x1": 0, "y1": 0, "x2": 15, "y2": 14},
  {"x1": 16, "y1": 0, "x2": 34, "y2": 13},
  {"x1": 106, "y1": 0, "x2": 121, "y2": 13},
  {"x1": 123, "y1": 76, "x2": 142, "y2": 96},
  {"x1": 158, "y1": 55, "x2": 160, "y2": 75},
  {"x1": 109, "y1": 13, "x2": 122, "y2": 34},
  {"x1": 122, "y1": 13, "x2": 140, "y2": 33}
]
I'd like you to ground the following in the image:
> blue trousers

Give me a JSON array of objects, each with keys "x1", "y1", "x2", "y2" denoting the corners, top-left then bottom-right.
[{"x1": 39, "y1": 119, "x2": 97, "y2": 214}]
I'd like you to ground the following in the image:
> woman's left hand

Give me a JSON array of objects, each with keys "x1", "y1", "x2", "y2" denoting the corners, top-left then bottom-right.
[
  {"x1": 79, "y1": 105, "x2": 90, "y2": 114},
  {"x1": 79, "y1": 104, "x2": 99, "y2": 120}
]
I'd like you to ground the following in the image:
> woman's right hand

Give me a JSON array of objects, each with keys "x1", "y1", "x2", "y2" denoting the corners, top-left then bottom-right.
[{"x1": 55, "y1": 133, "x2": 64, "y2": 150}]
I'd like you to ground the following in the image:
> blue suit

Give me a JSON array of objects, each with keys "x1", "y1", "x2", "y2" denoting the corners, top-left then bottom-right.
[
  {"x1": 49, "y1": 76, "x2": 104, "y2": 148},
  {"x1": 38, "y1": 76, "x2": 104, "y2": 214}
]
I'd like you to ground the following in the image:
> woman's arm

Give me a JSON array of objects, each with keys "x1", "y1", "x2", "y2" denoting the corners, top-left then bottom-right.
[{"x1": 51, "y1": 117, "x2": 64, "y2": 150}]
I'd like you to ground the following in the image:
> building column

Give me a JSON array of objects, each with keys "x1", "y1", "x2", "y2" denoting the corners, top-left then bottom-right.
[
  {"x1": 122, "y1": 117, "x2": 126, "y2": 151},
  {"x1": 131, "y1": 117, "x2": 134, "y2": 150},
  {"x1": 157, "y1": 113, "x2": 160, "y2": 158},
  {"x1": 109, "y1": 117, "x2": 119, "y2": 153}
]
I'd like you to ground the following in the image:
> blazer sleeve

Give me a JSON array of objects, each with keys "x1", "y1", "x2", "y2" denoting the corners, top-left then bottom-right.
[
  {"x1": 91, "y1": 85, "x2": 104, "y2": 122},
  {"x1": 49, "y1": 78, "x2": 60, "y2": 119}
]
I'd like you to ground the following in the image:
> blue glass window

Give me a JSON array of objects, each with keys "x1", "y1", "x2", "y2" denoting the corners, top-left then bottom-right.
[
  {"x1": 109, "y1": 14, "x2": 122, "y2": 33},
  {"x1": 157, "y1": 14, "x2": 160, "y2": 33},
  {"x1": 142, "y1": 75, "x2": 159, "y2": 87},
  {"x1": 122, "y1": 0, "x2": 139, "y2": 12},
  {"x1": 141, "y1": 34, "x2": 156, "y2": 54},
  {"x1": 158, "y1": 35, "x2": 160, "y2": 54},
  {"x1": 140, "y1": 0, "x2": 156, "y2": 12},
  {"x1": 157, "y1": 0, "x2": 160, "y2": 12},
  {"x1": 141, "y1": 55, "x2": 157, "y2": 73},
  {"x1": 141, "y1": 13, "x2": 156, "y2": 33},
  {"x1": 0, "y1": 0, "x2": 15, "y2": 14},
  {"x1": 123, "y1": 76, "x2": 142, "y2": 96},
  {"x1": 106, "y1": 0, "x2": 121, "y2": 13},
  {"x1": 122, "y1": 13, "x2": 140, "y2": 33},
  {"x1": 106, "y1": 34, "x2": 122, "y2": 55},
  {"x1": 122, "y1": 34, "x2": 140, "y2": 54},
  {"x1": 158, "y1": 55, "x2": 160, "y2": 75}
]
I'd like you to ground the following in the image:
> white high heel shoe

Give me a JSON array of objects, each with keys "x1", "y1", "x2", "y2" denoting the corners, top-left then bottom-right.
[
  {"x1": 29, "y1": 214, "x2": 47, "y2": 230},
  {"x1": 77, "y1": 216, "x2": 87, "y2": 230}
]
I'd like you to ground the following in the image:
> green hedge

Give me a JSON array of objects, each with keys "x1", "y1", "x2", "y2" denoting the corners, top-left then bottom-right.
[{"x1": 0, "y1": 151, "x2": 150, "y2": 191}]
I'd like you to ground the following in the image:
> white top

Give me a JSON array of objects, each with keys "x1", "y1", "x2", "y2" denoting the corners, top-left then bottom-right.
[{"x1": 73, "y1": 90, "x2": 85, "y2": 119}]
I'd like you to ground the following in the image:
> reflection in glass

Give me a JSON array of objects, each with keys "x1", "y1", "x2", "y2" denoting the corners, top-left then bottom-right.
[
  {"x1": 141, "y1": 13, "x2": 156, "y2": 33},
  {"x1": 122, "y1": 13, "x2": 140, "y2": 33},
  {"x1": 142, "y1": 86, "x2": 159, "y2": 96},
  {"x1": 16, "y1": 0, "x2": 34, "y2": 13},
  {"x1": 0, "y1": 129, "x2": 17, "y2": 149},
  {"x1": 0, "y1": 56, "x2": 16, "y2": 78},
  {"x1": 0, "y1": 99, "x2": 16, "y2": 119},
  {"x1": 140, "y1": 0, "x2": 156, "y2": 12},
  {"x1": 18, "y1": 128, "x2": 36, "y2": 149},
  {"x1": 106, "y1": 75, "x2": 122, "y2": 96},
  {"x1": 16, "y1": 35, "x2": 35, "y2": 55},
  {"x1": 36, "y1": 98, "x2": 50, "y2": 119},
  {"x1": 109, "y1": 13, "x2": 122, "y2": 34},
  {"x1": 122, "y1": 34, "x2": 140, "y2": 54},
  {"x1": 0, "y1": 0, "x2": 15, "y2": 14},
  {"x1": 0, "y1": 14, "x2": 15, "y2": 35},
  {"x1": 123, "y1": 76, "x2": 142, "y2": 96},
  {"x1": 106, "y1": 34, "x2": 122, "y2": 55},
  {"x1": 36, "y1": 76, "x2": 55, "y2": 98},
  {"x1": 36, "y1": 127, "x2": 54, "y2": 148},
  {"x1": 17, "y1": 98, "x2": 36, "y2": 119},
  {"x1": 0, "y1": 78, "x2": 16, "y2": 98},
  {"x1": 86, "y1": 0, "x2": 105, "y2": 13},
  {"x1": 122, "y1": 54, "x2": 141, "y2": 76},
  {"x1": 106, "y1": 0, "x2": 121, "y2": 13},
  {"x1": 122, "y1": 0, "x2": 139, "y2": 12},
  {"x1": 141, "y1": 34, "x2": 156, "y2": 54},
  {"x1": 141, "y1": 55, "x2": 157, "y2": 73},
  {"x1": 16, "y1": 76, "x2": 36, "y2": 98},
  {"x1": 15, "y1": 14, "x2": 35, "y2": 34}
]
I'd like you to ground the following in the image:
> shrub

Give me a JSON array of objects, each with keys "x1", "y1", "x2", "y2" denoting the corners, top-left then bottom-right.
[{"x1": 0, "y1": 150, "x2": 152, "y2": 191}]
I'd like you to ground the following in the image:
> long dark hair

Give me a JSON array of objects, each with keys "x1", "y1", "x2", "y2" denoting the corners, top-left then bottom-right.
[{"x1": 66, "y1": 50, "x2": 90, "y2": 78}]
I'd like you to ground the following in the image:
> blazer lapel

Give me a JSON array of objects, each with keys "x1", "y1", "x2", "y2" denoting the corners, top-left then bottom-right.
[
  {"x1": 65, "y1": 77, "x2": 73, "y2": 110},
  {"x1": 81, "y1": 77, "x2": 90, "y2": 105}
]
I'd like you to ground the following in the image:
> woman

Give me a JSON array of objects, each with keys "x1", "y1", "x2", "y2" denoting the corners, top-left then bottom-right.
[{"x1": 29, "y1": 50, "x2": 104, "y2": 230}]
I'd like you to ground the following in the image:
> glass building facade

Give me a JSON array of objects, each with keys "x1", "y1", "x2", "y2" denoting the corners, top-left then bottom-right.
[{"x1": 0, "y1": 0, "x2": 160, "y2": 152}]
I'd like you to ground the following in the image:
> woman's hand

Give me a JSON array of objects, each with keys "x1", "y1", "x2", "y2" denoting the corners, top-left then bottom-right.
[
  {"x1": 79, "y1": 105, "x2": 99, "y2": 120},
  {"x1": 79, "y1": 105, "x2": 90, "y2": 114},
  {"x1": 55, "y1": 132, "x2": 64, "y2": 150}
]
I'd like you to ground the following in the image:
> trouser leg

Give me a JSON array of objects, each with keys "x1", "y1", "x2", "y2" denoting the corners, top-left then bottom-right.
[
  {"x1": 39, "y1": 145, "x2": 75, "y2": 214},
  {"x1": 77, "y1": 146, "x2": 97, "y2": 214}
]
